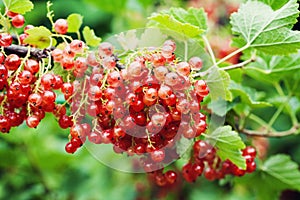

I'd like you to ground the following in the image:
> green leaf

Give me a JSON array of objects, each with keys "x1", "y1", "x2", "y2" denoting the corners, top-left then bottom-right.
[
  {"x1": 245, "y1": 51, "x2": 300, "y2": 83},
  {"x1": 258, "y1": 0, "x2": 289, "y2": 10},
  {"x1": 168, "y1": 7, "x2": 207, "y2": 32},
  {"x1": 229, "y1": 81, "x2": 271, "y2": 108},
  {"x1": 138, "y1": 28, "x2": 167, "y2": 48},
  {"x1": 230, "y1": 0, "x2": 300, "y2": 55},
  {"x1": 148, "y1": 14, "x2": 202, "y2": 40},
  {"x1": 24, "y1": 26, "x2": 54, "y2": 49},
  {"x1": 67, "y1": 13, "x2": 83, "y2": 33},
  {"x1": 82, "y1": 26, "x2": 101, "y2": 47},
  {"x1": 206, "y1": 68, "x2": 232, "y2": 101},
  {"x1": 262, "y1": 154, "x2": 300, "y2": 191},
  {"x1": 116, "y1": 30, "x2": 139, "y2": 51},
  {"x1": 147, "y1": 7, "x2": 207, "y2": 40},
  {"x1": 207, "y1": 126, "x2": 246, "y2": 169},
  {"x1": 3, "y1": 0, "x2": 33, "y2": 14}
]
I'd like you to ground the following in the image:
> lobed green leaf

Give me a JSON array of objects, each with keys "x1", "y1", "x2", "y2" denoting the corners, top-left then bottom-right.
[
  {"x1": 24, "y1": 26, "x2": 54, "y2": 49},
  {"x1": 245, "y1": 51, "x2": 300, "y2": 83},
  {"x1": 3, "y1": 0, "x2": 34, "y2": 14},
  {"x1": 206, "y1": 69, "x2": 232, "y2": 101},
  {"x1": 82, "y1": 26, "x2": 101, "y2": 47},
  {"x1": 208, "y1": 126, "x2": 246, "y2": 169},
  {"x1": 230, "y1": 0, "x2": 300, "y2": 55},
  {"x1": 229, "y1": 81, "x2": 271, "y2": 108},
  {"x1": 67, "y1": 13, "x2": 83, "y2": 33},
  {"x1": 147, "y1": 7, "x2": 207, "y2": 40},
  {"x1": 262, "y1": 154, "x2": 300, "y2": 191}
]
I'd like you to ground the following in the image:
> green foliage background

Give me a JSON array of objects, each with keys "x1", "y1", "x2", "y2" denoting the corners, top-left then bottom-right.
[{"x1": 0, "y1": 0, "x2": 300, "y2": 199}]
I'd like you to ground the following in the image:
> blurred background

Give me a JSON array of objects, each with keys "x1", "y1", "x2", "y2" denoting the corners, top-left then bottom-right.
[{"x1": 0, "y1": 0, "x2": 300, "y2": 199}]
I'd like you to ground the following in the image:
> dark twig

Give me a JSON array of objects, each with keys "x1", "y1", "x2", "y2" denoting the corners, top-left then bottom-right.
[{"x1": 3, "y1": 44, "x2": 54, "y2": 60}]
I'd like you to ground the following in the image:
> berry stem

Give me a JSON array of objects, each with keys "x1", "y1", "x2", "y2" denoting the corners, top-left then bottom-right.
[
  {"x1": 72, "y1": 79, "x2": 88, "y2": 122},
  {"x1": 219, "y1": 57, "x2": 254, "y2": 71},
  {"x1": 184, "y1": 40, "x2": 188, "y2": 61},
  {"x1": 46, "y1": 1, "x2": 55, "y2": 27}
]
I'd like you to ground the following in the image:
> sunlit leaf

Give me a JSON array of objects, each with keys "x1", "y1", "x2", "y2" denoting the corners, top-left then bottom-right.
[
  {"x1": 208, "y1": 126, "x2": 246, "y2": 169},
  {"x1": 67, "y1": 13, "x2": 83, "y2": 33},
  {"x1": 82, "y1": 26, "x2": 101, "y2": 47},
  {"x1": 230, "y1": 0, "x2": 300, "y2": 55},
  {"x1": 3, "y1": 0, "x2": 33, "y2": 14},
  {"x1": 24, "y1": 26, "x2": 54, "y2": 48}
]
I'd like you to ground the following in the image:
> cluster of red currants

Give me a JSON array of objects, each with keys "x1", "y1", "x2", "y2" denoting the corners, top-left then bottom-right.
[
  {"x1": 147, "y1": 141, "x2": 256, "y2": 186},
  {"x1": 0, "y1": 10, "x2": 256, "y2": 186},
  {"x1": 182, "y1": 141, "x2": 256, "y2": 182},
  {"x1": 56, "y1": 40, "x2": 209, "y2": 166},
  {"x1": 0, "y1": 10, "x2": 25, "y2": 47}
]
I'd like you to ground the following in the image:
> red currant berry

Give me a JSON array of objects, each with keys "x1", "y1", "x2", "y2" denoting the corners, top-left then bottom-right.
[
  {"x1": 65, "y1": 142, "x2": 77, "y2": 154},
  {"x1": 0, "y1": 33, "x2": 13, "y2": 47},
  {"x1": 54, "y1": 19, "x2": 68, "y2": 34},
  {"x1": 26, "y1": 115, "x2": 40, "y2": 128},
  {"x1": 11, "y1": 14, "x2": 25, "y2": 28},
  {"x1": 4, "y1": 54, "x2": 21, "y2": 70}
]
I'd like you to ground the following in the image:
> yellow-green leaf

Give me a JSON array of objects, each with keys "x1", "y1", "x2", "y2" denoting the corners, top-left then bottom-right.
[
  {"x1": 67, "y1": 13, "x2": 83, "y2": 33},
  {"x1": 3, "y1": 0, "x2": 34, "y2": 14},
  {"x1": 82, "y1": 26, "x2": 101, "y2": 47},
  {"x1": 24, "y1": 26, "x2": 54, "y2": 49}
]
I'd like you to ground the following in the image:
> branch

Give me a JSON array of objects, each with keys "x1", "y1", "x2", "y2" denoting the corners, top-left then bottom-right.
[
  {"x1": 4, "y1": 44, "x2": 54, "y2": 59},
  {"x1": 220, "y1": 57, "x2": 255, "y2": 71},
  {"x1": 240, "y1": 124, "x2": 299, "y2": 137}
]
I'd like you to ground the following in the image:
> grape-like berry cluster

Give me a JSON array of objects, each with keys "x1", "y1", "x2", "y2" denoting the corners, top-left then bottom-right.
[
  {"x1": 0, "y1": 10, "x2": 256, "y2": 187},
  {"x1": 182, "y1": 141, "x2": 256, "y2": 182}
]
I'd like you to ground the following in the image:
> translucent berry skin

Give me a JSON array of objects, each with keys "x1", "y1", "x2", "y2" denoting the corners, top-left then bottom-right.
[
  {"x1": 54, "y1": 19, "x2": 68, "y2": 34},
  {"x1": 6, "y1": 10, "x2": 18, "y2": 18},
  {"x1": 70, "y1": 40, "x2": 85, "y2": 53},
  {"x1": 26, "y1": 115, "x2": 40, "y2": 128},
  {"x1": 150, "y1": 149, "x2": 165, "y2": 162},
  {"x1": 4, "y1": 54, "x2": 21, "y2": 71},
  {"x1": 24, "y1": 59, "x2": 40, "y2": 74},
  {"x1": 0, "y1": 64, "x2": 8, "y2": 79},
  {"x1": 65, "y1": 142, "x2": 77, "y2": 154},
  {"x1": 0, "y1": 33, "x2": 13, "y2": 47},
  {"x1": 165, "y1": 170, "x2": 177, "y2": 184},
  {"x1": 18, "y1": 70, "x2": 33, "y2": 85},
  {"x1": 11, "y1": 14, "x2": 25, "y2": 28},
  {"x1": 189, "y1": 56, "x2": 203, "y2": 69},
  {"x1": 98, "y1": 42, "x2": 114, "y2": 57}
]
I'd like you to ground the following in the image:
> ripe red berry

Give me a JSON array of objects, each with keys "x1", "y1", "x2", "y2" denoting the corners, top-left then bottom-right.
[
  {"x1": 41, "y1": 74, "x2": 56, "y2": 89},
  {"x1": 65, "y1": 142, "x2": 77, "y2": 154},
  {"x1": 4, "y1": 54, "x2": 21, "y2": 70},
  {"x1": 150, "y1": 149, "x2": 165, "y2": 162},
  {"x1": 18, "y1": 70, "x2": 33, "y2": 85},
  {"x1": 0, "y1": 33, "x2": 13, "y2": 47},
  {"x1": 12, "y1": 14, "x2": 25, "y2": 28},
  {"x1": 26, "y1": 115, "x2": 40, "y2": 128},
  {"x1": 165, "y1": 170, "x2": 177, "y2": 184},
  {"x1": 54, "y1": 18, "x2": 68, "y2": 34},
  {"x1": 0, "y1": 64, "x2": 8, "y2": 79},
  {"x1": 6, "y1": 10, "x2": 18, "y2": 18},
  {"x1": 24, "y1": 59, "x2": 40, "y2": 74}
]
